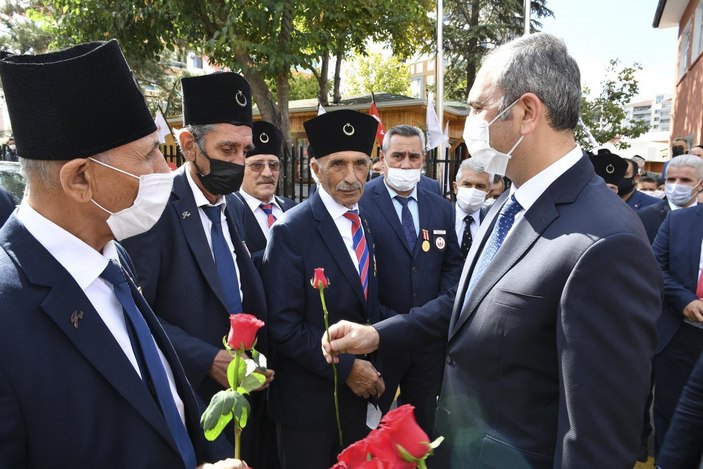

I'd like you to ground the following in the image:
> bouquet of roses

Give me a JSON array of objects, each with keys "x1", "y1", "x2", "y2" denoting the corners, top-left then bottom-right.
[
  {"x1": 201, "y1": 313, "x2": 267, "y2": 460},
  {"x1": 330, "y1": 404, "x2": 443, "y2": 469}
]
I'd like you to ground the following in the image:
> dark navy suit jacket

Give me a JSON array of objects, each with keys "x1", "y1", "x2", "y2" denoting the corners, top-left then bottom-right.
[
  {"x1": 627, "y1": 189, "x2": 660, "y2": 211},
  {"x1": 121, "y1": 167, "x2": 268, "y2": 403},
  {"x1": 652, "y1": 204, "x2": 703, "y2": 353},
  {"x1": 0, "y1": 186, "x2": 16, "y2": 227},
  {"x1": 261, "y1": 191, "x2": 384, "y2": 430},
  {"x1": 229, "y1": 191, "x2": 297, "y2": 269},
  {"x1": 419, "y1": 174, "x2": 442, "y2": 196},
  {"x1": 0, "y1": 217, "x2": 208, "y2": 467},
  {"x1": 360, "y1": 177, "x2": 462, "y2": 316},
  {"x1": 637, "y1": 199, "x2": 670, "y2": 244},
  {"x1": 657, "y1": 350, "x2": 703, "y2": 466},
  {"x1": 375, "y1": 155, "x2": 661, "y2": 467}
]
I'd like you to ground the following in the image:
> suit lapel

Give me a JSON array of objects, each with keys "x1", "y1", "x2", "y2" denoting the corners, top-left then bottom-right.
[
  {"x1": 374, "y1": 182, "x2": 413, "y2": 254},
  {"x1": 415, "y1": 189, "x2": 432, "y2": 258},
  {"x1": 311, "y1": 194, "x2": 367, "y2": 306},
  {"x1": 690, "y1": 208, "x2": 703, "y2": 282},
  {"x1": 172, "y1": 171, "x2": 230, "y2": 310},
  {"x1": 235, "y1": 192, "x2": 267, "y2": 252}
]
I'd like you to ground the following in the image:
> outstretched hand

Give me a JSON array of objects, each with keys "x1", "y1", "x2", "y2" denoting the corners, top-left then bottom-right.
[{"x1": 321, "y1": 320, "x2": 380, "y2": 363}]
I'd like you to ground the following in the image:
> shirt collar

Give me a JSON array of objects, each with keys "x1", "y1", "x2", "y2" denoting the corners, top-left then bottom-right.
[
  {"x1": 382, "y1": 179, "x2": 418, "y2": 202},
  {"x1": 317, "y1": 185, "x2": 358, "y2": 220},
  {"x1": 16, "y1": 202, "x2": 120, "y2": 290},
  {"x1": 512, "y1": 145, "x2": 583, "y2": 212},
  {"x1": 185, "y1": 163, "x2": 226, "y2": 208},
  {"x1": 239, "y1": 188, "x2": 279, "y2": 212}
]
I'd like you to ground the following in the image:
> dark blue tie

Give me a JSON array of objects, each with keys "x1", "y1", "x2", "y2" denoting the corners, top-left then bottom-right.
[
  {"x1": 100, "y1": 260, "x2": 196, "y2": 469},
  {"x1": 394, "y1": 195, "x2": 417, "y2": 252},
  {"x1": 464, "y1": 194, "x2": 523, "y2": 302},
  {"x1": 202, "y1": 205, "x2": 244, "y2": 314}
]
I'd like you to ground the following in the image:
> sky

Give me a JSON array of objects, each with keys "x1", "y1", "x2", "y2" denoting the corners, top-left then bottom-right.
[{"x1": 540, "y1": 0, "x2": 678, "y2": 101}]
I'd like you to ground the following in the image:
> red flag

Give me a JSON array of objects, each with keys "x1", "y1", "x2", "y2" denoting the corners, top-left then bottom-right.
[{"x1": 369, "y1": 100, "x2": 386, "y2": 146}]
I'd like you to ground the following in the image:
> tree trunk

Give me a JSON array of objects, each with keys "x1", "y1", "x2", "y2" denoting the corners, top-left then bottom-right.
[
  {"x1": 275, "y1": 0, "x2": 295, "y2": 147},
  {"x1": 317, "y1": 53, "x2": 330, "y2": 106},
  {"x1": 332, "y1": 41, "x2": 345, "y2": 104},
  {"x1": 464, "y1": 0, "x2": 481, "y2": 100}
]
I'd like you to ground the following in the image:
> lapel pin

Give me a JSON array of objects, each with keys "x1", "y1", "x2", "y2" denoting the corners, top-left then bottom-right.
[
  {"x1": 70, "y1": 310, "x2": 84, "y2": 329},
  {"x1": 182, "y1": 211, "x2": 191, "y2": 219}
]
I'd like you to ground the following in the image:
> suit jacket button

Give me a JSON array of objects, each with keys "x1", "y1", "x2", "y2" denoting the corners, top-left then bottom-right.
[
  {"x1": 445, "y1": 354, "x2": 454, "y2": 366},
  {"x1": 411, "y1": 266, "x2": 417, "y2": 273}
]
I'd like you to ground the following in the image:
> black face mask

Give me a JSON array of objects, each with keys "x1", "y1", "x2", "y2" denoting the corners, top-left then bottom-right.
[
  {"x1": 617, "y1": 176, "x2": 635, "y2": 196},
  {"x1": 672, "y1": 145, "x2": 685, "y2": 157},
  {"x1": 194, "y1": 145, "x2": 245, "y2": 195}
]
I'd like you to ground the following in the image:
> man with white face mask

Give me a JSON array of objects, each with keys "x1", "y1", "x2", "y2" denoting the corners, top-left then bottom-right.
[
  {"x1": 322, "y1": 33, "x2": 661, "y2": 467},
  {"x1": 452, "y1": 158, "x2": 492, "y2": 258},
  {"x1": 359, "y1": 124, "x2": 463, "y2": 434},
  {"x1": 0, "y1": 40, "x2": 244, "y2": 468}
]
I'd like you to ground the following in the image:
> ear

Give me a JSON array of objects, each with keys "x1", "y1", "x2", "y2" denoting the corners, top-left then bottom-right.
[
  {"x1": 379, "y1": 150, "x2": 386, "y2": 164},
  {"x1": 59, "y1": 159, "x2": 94, "y2": 203},
  {"x1": 452, "y1": 181, "x2": 458, "y2": 194},
  {"x1": 179, "y1": 130, "x2": 196, "y2": 162},
  {"x1": 517, "y1": 92, "x2": 542, "y2": 135},
  {"x1": 310, "y1": 157, "x2": 320, "y2": 175}
]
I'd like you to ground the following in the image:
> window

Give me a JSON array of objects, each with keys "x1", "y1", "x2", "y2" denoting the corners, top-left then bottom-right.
[
  {"x1": 428, "y1": 59, "x2": 435, "y2": 71},
  {"x1": 679, "y1": 22, "x2": 691, "y2": 78},
  {"x1": 692, "y1": 1, "x2": 703, "y2": 60}
]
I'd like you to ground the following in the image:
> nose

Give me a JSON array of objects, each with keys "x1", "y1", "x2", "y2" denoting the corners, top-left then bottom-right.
[{"x1": 261, "y1": 162, "x2": 273, "y2": 177}]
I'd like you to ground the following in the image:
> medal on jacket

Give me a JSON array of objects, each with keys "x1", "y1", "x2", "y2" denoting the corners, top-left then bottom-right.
[{"x1": 421, "y1": 229, "x2": 430, "y2": 252}]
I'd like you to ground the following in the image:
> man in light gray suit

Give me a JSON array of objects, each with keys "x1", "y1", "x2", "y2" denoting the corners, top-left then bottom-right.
[{"x1": 322, "y1": 33, "x2": 661, "y2": 468}]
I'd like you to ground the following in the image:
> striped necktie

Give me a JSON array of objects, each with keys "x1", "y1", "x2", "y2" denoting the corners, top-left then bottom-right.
[
  {"x1": 260, "y1": 203, "x2": 276, "y2": 228},
  {"x1": 343, "y1": 210, "x2": 369, "y2": 299}
]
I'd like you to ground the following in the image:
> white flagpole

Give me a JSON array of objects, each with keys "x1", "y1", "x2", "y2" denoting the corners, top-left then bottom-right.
[
  {"x1": 436, "y1": 0, "x2": 445, "y2": 193},
  {"x1": 524, "y1": 0, "x2": 531, "y2": 35}
]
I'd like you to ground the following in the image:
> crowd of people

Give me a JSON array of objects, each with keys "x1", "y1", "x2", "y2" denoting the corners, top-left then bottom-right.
[{"x1": 0, "y1": 31, "x2": 702, "y2": 469}]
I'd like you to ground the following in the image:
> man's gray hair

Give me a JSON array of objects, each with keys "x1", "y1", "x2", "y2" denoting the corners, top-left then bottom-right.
[
  {"x1": 20, "y1": 158, "x2": 63, "y2": 192},
  {"x1": 484, "y1": 33, "x2": 581, "y2": 131},
  {"x1": 668, "y1": 154, "x2": 703, "y2": 180},
  {"x1": 176, "y1": 124, "x2": 216, "y2": 151},
  {"x1": 455, "y1": 158, "x2": 493, "y2": 183},
  {"x1": 381, "y1": 125, "x2": 426, "y2": 153}
]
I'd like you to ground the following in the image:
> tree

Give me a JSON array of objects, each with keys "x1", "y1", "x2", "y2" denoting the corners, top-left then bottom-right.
[
  {"x1": 0, "y1": 2, "x2": 52, "y2": 55},
  {"x1": 576, "y1": 59, "x2": 650, "y2": 150},
  {"x1": 443, "y1": 0, "x2": 553, "y2": 101},
  {"x1": 344, "y1": 52, "x2": 410, "y2": 96}
]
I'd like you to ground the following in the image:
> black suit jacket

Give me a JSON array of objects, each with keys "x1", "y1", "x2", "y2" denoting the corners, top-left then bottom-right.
[
  {"x1": 229, "y1": 191, "x2": 297, "y2": 268},
  {"x1": 0, "y1": 217, "x2": 208, "y2": 467},
  {"x1": 121, "y1": 167, "x2": 268, "y2": 403},
  {"x1": 375, "y1": 155, "x2": 661, "y2": 468},
  {"x1": 0, "y1": 186, "x2": 16, "y2": 227},
  {"x1": 637, "y1": 198, "x2": 670, "y2": 244},
  {"x1": 261, "y1": 191, "x2": 384, "y2": 430}
]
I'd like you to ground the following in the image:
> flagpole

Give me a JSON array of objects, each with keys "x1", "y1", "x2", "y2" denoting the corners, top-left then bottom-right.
[
  {"x1": 436, "y1": 0, "x2": 445, "y2": 194},
  {"x1": 524, "y1": 0, "x2": 531, "y2": 35}
]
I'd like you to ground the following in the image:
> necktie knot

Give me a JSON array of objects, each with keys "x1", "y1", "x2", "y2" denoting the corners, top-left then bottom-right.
[
  {"x1": 202, "y1": 205, "x2": 223, "y2": 226},
  {"x1": 343, "y1": 209, "x2": 361, "y2": 226},
  {"x1": 463, "y1": 214, "x2": 473, "y2": 225},
  {"x1": 260, "y1": 203, "x2": 273, "y2": 215},
  {"x1": 100, "y1": 259, "x2": 127, "y2": 286},
  {"x1": 501, "y1": 195, "x2": 522, "y2": 218},
  {"x1": 394, "y1": 195, "x2": 411, "y2": 207}
]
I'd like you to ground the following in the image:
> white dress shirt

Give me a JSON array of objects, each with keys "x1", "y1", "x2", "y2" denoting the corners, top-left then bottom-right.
[
  {"x1": 383, "y1": 181, "x2": 420, "y2": 236},
  {"x1": 16, "y1": 202, "x2": 186, "y2": 424},
  {"x1": 186, "y1": 167, "x2": 243, "y2": 301},
  {"x1": 238, "y1": 189, "x2": 284, "y2": 240},
  {"x1": 454, "y1": 204, "x2": 481, "y2": 245},
  {"x1": 317, "y1": 185, "x2": 365, "y2": 273}
]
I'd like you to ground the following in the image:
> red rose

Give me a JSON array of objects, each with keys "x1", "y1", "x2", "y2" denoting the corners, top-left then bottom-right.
[
  {"x1": 365, "y1": 428, "x2": 414, "y2": 469},
  {"x1": 330, "y1": 463, "x2": 348, "y2": 469},
  {"x1": 357, "y1": 459, "x2": 390, "y2": 469},
  {"x1": 227, "y1": 313, "x2": 264, "y2": 351},
  {"x1": 338, "y1": 438, "x2": 370, "y2": 467},
  {"x1": 367, "y1": 405, "x2": 430, "y2": 465},
  {"x1": 311, "y1": 267, "x2": 330, "y2": 289}
]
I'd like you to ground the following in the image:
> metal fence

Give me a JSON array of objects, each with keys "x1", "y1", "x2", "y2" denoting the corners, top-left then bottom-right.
[{"x1": 157, "y1": 143, "x2": 467, "y2": 203}]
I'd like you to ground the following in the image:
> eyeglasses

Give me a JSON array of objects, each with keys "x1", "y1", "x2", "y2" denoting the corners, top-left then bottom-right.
[{"x1": 245, "y1": 161, "x2": 281, "y2": 172}]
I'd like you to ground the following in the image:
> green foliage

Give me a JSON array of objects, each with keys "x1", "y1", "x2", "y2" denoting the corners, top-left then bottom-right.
[
  {"x1": 269, "y1": 72, "x2": 319, "y2": 100},
  {"x1": 345, "y1": 52, "x2": 411, "y2": 96},
  {"x1": 0, "y1": 2, "x2": 52, "y2": 54},
  {"x1": 443, "y1": 0, "x2": 554, "y2": 101},
  {"x1": 201, "y1": 390, "x2": 251, "y2": 441},
  {"x1": 577, "y1": 59, "x2": 650, "y2": 150}
]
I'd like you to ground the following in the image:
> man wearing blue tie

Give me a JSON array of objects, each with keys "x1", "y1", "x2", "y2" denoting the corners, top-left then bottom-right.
[
  {"x1": 121, "y1": 72, "x2": 273, "y2": 467},
  {"x1": 261, "y1": 109, "x2": 386, "y2": 469},
  {"x1": 0, "y1": 40, "x2": 243, "y2": 468},
  {"x1": 323, "y1": 33, "x2": 661, "y2": 468}
]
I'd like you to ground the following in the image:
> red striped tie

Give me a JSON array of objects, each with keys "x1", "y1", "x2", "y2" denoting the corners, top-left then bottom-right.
[
  {"x1": 260, "y1": 203, "x2": 276, "y2": 228},
  {"x1": 697, "y1": 271, "x2": 703, "y2": 298},
  {"x1": 343, "y1": 210, "x2": 369, "y2": 299}
]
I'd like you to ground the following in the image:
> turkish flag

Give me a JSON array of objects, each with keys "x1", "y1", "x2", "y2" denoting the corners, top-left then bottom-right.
[{"x1": 369, "y1": 101, "x2": 386, "y2": 146}]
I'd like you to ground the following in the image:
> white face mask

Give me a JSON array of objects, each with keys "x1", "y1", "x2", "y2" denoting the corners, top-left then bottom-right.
[
  {"x1": 385, "y1": 167, "x2": 422, "y2": 192},
  {"x1": 665, "y1": 182, "x2": 697, "y2": 207},
  {"x1": 653, "y1": 189, "x2": 665, "y2": 199},
  {"x1": 89, "y1": 158, "x2": 174, "y2": 241},
  {"x1": 463, "y1": 99, "x2": 524, "y2": 177},
  {"x1": 456, "y1": 187, "x2": 488, "y2": 213},
  {"x1": 482, "y1": 197, "x2": 497, "y2": 209}
]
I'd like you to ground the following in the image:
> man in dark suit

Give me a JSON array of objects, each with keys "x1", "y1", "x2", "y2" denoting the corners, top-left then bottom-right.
[
  {"x1": 452, "y1": 158, "x2": 492, "y2": 259},
  {"x1": 652, "y1": 204, "x2": 703, "y2": 454},
  {"x1": 360, "y1": 124, "x2": 463, "y2": 433},
  {"x1": 261, "y1": 110, "x2": 386, "y2": 469},
  {"x1": 323, "y1": 33, "x2": 661, "y2": 468},
  {"x1": 638, "y1": 154, "x2": 703, "y2": 243},
  {"x1": 0, "y1": 40, "x2": 242, "y2": 468},
  {"x1": 0, "y1": 186, "x2": 16, "y2": 226},
  {"x1": 230, "y1": 120, "x2": 296, "y2": 268},
  {"x1": 121, "y1": 72, "x2": 273, "y2": 467},
  {"x1": 620, "y1": 157, "x2": 660, "y2": 210},
  {"x1": 419, "y1": 174, "x2": 442, "y2": 195}
]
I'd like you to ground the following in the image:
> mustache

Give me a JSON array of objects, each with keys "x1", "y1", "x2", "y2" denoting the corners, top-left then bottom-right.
[
  {"x1": 257, "y1": 177, "x2": 276, "y2": 184},
  {"x1": 336, "y1": 181, "x2": 362, "y2": 191}
]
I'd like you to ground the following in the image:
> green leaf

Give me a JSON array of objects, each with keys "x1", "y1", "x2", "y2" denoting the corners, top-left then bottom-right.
[
  {"x1": 200, "y1": 390, "x2": 236, "y2": 441},
  {"x1": 227, "y1": 353, "x2": 247, "y2": 388},
  {"x1": 232, "y1": 392, "x2": 251, "y2": 429},
  {"x1": 238, "y1": 370, "x2": 266, "y2": 394},
  {"x1": 250, "y1": 347, "x2": 268, "y2": 369}
]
